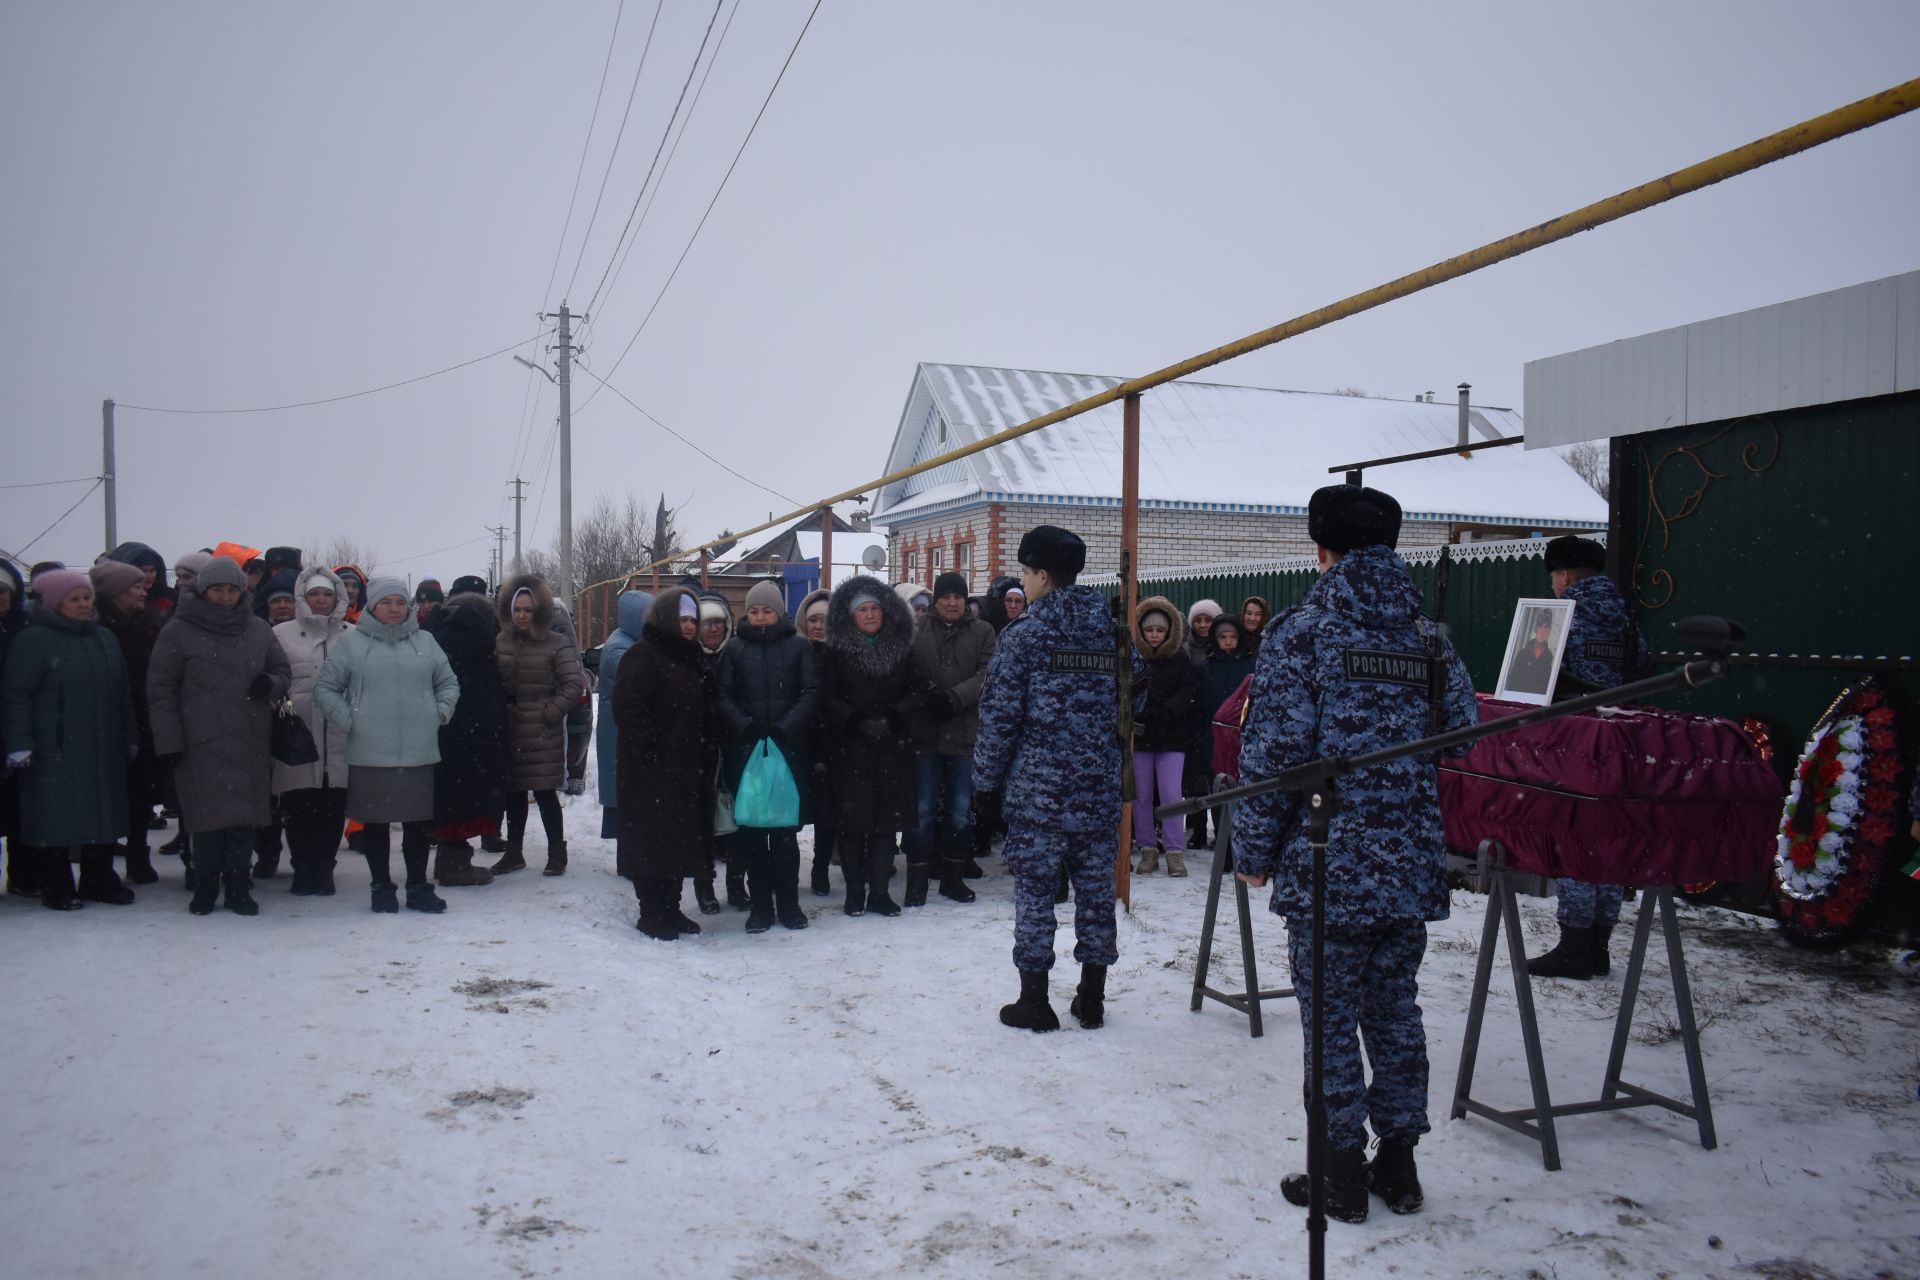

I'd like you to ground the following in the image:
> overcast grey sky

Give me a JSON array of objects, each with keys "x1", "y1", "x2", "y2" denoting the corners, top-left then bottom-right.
[{"x1": 3, "y1": 0, "x2": 1915, "y2": 581}]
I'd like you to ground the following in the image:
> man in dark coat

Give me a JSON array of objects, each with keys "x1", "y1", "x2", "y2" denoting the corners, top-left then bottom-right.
[
  {"x1": 818, "y1": 575, "x2": 922, "y2": 918},
  {"x1": 973, "y1": 527, "x2": 1123, "y2": 1032},
  {"x1": 1232, "y1": 484, "x2": 1478, "y2": 1223},
  {"x1": 421, "y1": 592, "x2": 507, "y2": 886},
  {"x1": 907, "y1": 571, "x2": 997, "y2": 905},
  {"x1": 614, "y1": 590, "x2": 717, "y2": 940}
]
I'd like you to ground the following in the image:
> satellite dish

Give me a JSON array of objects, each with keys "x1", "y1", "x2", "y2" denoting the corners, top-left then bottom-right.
[{"x1": 860, "y1": 545, "x2": 887, "y2": 572}]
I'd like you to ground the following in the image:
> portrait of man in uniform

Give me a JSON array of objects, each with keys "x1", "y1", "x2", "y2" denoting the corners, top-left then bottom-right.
[{"x1": 1495, "y1": 598, "x2": 1574, "y2": 704}]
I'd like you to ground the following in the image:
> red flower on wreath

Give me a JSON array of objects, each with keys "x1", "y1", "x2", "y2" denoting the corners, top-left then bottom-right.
[
  {"x1": 1867, "y1": 729, "x2": 1896, "y2": 753},
  {"x1": 1868, "y1": 757, "x2": 1901, "y2": 783},
  {"x1": 1868, "y1": 786, "x2": 1898, "y2": 812},
  {"x1": 1818, "y1": 757, "x2": 1846, "y2": 786},
  {"x1": 1790, "y1": 842, "x2": 1819, "y2": 870},
  {"x1": 1865, "y1": 705, "x2": 1894, "y2": 727},
  {"x1": 1860, "y1": 814, "x2": 1894, "y2": 846}
]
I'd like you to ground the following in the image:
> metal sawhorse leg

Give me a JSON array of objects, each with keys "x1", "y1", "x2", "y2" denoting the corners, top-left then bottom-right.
[
  {"x1": 1450, "y1": 841, "x2": 1718, "y2": 1169},
  {"x1": 1188, "y1": 792, "x2": 1295, "y2": 1037}
]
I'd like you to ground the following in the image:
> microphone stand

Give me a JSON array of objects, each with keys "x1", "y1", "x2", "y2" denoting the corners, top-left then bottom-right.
[{"x1": 1156, "y1": 632, "x2": 1739, "y2": 1280}]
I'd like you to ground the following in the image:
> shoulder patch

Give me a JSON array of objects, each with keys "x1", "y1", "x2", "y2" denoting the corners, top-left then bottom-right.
[
  {"x1": 1584, "y1": 639, "x2": 1626, "y2": 664},
  {"x1": 1343, "y1": 648, "x2": 1431, "y2": 687},
  {"x1": 1051, "y1": 648, "x2": 1117, "y2": 676}
]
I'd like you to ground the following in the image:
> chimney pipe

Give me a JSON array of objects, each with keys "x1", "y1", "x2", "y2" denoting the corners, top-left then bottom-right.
[{"x1": 1457, "y1": 382, "x2": 1471, "y2": 452}]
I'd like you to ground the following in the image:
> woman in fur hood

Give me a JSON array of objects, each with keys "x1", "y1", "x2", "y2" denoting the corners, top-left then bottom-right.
[
  {"x1": 816, "y1": 575, "x2": 924, "y2": 917},
  {"x1": 493, "y1": 573, "x2": 585, "y2": 876}
]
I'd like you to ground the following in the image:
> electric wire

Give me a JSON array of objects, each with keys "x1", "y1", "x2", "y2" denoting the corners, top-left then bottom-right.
[
  {"x1": 573, "y1": 363, "x2": 797, "y2": 506},
  {"x1": 6, "y1": 478, "x2": 104, "y2": 559},
  {"x1": 581, "y1": 0, "x2": 727, "y2": 322},
  {"x1": 538, "y1": 0, "x2": 628, "y2": 313},
  {"x1": 117, "y1": 332, "x2": 552, "y2": 415},
  {"x1": 587, "y1": 0, "x2": 740, "y2": 332},
  {"x1": 562, "y1": 0, "x2": 667, "y2": 304},
  {"x1": 576, "y1": 0, "x2": 822, "y2": 412},
  {"x1": 0, "y1": 476, "x2": 97, "y2": 491},
  {"x1": 379, "y1": 532, "x2": 495, "y2": 570}
]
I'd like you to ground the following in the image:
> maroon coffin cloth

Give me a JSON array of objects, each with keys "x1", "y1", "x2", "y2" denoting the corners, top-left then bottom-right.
[{"x1": 1439, "y1": 696, "x2": 1782, "y2": 886}]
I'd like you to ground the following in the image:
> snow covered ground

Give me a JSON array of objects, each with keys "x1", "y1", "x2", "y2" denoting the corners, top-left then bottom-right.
[{"x1": 4, "y1": 786, "x2": 1916, "y2": 1280}]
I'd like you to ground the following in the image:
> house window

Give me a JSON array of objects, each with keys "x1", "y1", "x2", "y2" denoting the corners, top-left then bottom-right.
[
  {"x1": 931, "y1": 548, "x2": 944, "y2": 577},
  {"x1": 955, "y1": 542, "x2": 972, "y2": 588},
  {"x1": 905, "y1": 552, "x2": 918, "y2": 580}
]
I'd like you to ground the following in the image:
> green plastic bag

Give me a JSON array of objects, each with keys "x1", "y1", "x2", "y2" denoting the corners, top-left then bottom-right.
[{"x1": 734, "y1": 737, "x2": 800, "y2": 828}]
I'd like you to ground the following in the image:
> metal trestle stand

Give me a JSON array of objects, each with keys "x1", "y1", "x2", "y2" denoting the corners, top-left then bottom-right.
[
  {"x1": 1449, "y1": 840, "x2": 1719, "y2": 1170},
  {"x1": 1189, "y1": 785, "x2": 1295, "y2": 1037}
]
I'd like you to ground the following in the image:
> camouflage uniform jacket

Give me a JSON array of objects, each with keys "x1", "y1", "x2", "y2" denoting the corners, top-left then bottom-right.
[
  {"x1": 1558, "y1": 573, "x2": 1648, "y2": 694},
  {"x1": 1232, "y1": 544, "x2": 1478, "y2": 929},
  {"x1": 973, "y1": 584, "x2": 1122, "y2": 834}
]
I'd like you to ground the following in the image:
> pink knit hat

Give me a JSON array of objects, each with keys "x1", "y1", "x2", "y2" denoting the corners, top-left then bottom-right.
[{"x1": 32, "y1": 568, "x2": 92, "y2": 609}]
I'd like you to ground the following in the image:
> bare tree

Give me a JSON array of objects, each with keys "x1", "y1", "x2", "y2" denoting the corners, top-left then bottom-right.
[
  {"x1": 572, "y1": 493, "x2": 652, "y2": 591},
  {"x1": 1561, "y1": 442, "x2": 1610, "y2": 499},
  {"x1": 1330, "y1": 386, "x2": 1370, "y2": 397},
  {"x1": 311, "y1": 536, "x2": 378, "y2": 573},
  {"x1": 519, "y1": 546, "x2": 560, "y2": 585}
]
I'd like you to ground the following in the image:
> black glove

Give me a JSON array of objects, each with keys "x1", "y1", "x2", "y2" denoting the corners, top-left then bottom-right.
[
  {"x1": 749, "y1": 719, "x2": 773, "y2": 741},
  {"x1": 972, "y1": 788, "x2": 1003, "y2": 833},
  {"x1": 857, "y1": 717, "x2": 890, "y2": 744},
  {"x1": 926, "y1": 688, "x2": 959, "y2": 722},
  {"x1": 247, "y1": 673, "x2": 274, "y2": 700}
]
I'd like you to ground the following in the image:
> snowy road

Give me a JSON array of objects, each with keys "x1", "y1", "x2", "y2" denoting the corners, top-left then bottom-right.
[{"x1": 3, "y1": 791, "x2": 1915, "y2": 1279}]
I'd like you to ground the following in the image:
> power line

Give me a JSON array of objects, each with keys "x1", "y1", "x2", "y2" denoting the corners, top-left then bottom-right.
[
  {"x1": 581, "y1": 0, "x2": 727, "y2": 321},
  {"x1": 0, "y1": 476, "x2": 96, "y2": 491},
  {"x1": 118, "y1": 332, "x2": 552, "y2": 416},
  {"x1": 5, "y1": 478, "x2": 103, "y2": 560},
  {"x1": 562, "y1": 0, "x2": 667, "y2": 303},
  {"x1": 539, "y1": 0, "x2": 628, "y2": 313},
  {"x1": 379, "y1": 532, "x2": 495, "y2": 570},
  {"x1": 573, "y1": 363, "x2": 797, "y2": 505},
  {"x1": 587, "y1": 0, "x2": 740, "y2": 332},
  {"x1": 578, "y1": 0, "x2": 822, "y2": 410}
]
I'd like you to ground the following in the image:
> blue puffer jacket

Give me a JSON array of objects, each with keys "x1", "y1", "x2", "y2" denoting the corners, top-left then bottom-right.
[
  {"x1": 594, "y1": 590, "x2": 651, "y2": 806},
  {"x1": 314, "y1": 613, "x2": 460, "y2": 768}
]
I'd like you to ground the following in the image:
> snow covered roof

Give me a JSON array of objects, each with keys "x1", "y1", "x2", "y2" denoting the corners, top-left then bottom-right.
[{"x1": 872, "y1": 363, "x2": 1605, "y2": 528}]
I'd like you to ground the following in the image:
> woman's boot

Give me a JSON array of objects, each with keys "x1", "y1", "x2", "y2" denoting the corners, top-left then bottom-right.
[
  {"x1": 77, "y1": 847, "x2": 135, "y2": 905},
  {"x1": 903, "y1": 861, "x2": 932, "y2": 909},
  {"x1": 692, "y1": 876, "x2": 722, "y2": 915},
  {"x1": 489, "y1": 836, "x2": 528, "y2": 875},
  {"x1": 938, "y1": 859, "x2": 977, "y2": 903},
  {"x1": 6, "y1": 839, "x2": 44, "y2": 898},
  {"x1": 41, "y1": 851, "x2": 84, "y2": 912},
  {"x1": 434, "y1": 842, "x2": 494, "y2": 887},
  {"x1": 744, "y1": 847, "x2": 776, "y2": 934},
  {"x1": 865, "y1": 841, "x2": 901, "y2": 917},
  {"x1": 774, "y1": 848, "x2": 809, "y2": 931},
  {"x1": 541, "y1": 840, "x2": 568, "y2": 877}
]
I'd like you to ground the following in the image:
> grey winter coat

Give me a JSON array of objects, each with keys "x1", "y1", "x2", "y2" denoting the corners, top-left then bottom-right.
[
  {"x1": 148, "y1": 586, "x2": 292, "y2": 833},
  {"x1": 496, "y1": 574, "x2": 585, "y2": 792},
  {"x1": 594, "y1": 589, "x2": 652, "y2": 807},
  {"x1": 271, "y1": 566, "x2": 353, "y2": 793},
  {"x1": 314, "y1": 611, "x2": 459, "y2": 768},
  {"x1": 2, "y1": 605, "x2": 136, "y2": 846},
  {"x1": 908, "y1": 611, "x2": 997, "y2": 756}
]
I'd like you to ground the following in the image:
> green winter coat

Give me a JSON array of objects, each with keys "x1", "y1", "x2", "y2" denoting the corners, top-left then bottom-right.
[
  {"x1": 1, "y1": 605, "x2": 136, "y2": 846},
  {"x1": 313, "y1": 613, "x2": 459, "y2": 768}
]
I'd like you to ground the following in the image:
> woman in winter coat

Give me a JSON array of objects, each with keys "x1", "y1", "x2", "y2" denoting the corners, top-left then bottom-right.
[
  {"x1": 693, "y1": 590, "x2": 745, "y2": 908},
  {"x1": 715, "y1": 580, "x2": 818, "y2": 932},
  {"x1": 333, "y1": 564, "x2": 368, "y2": 624},
  {"x1": 817, "y1": 575, "x2": 922, "y2": 918},
  {"x1": 593, "y1": 589, "x2": 651, "y2": 842},
  {"x1": 1131, "y1": 596, "x2": 1196, "y2": 876},
  {"x1": 421, "y1": 590, "x2": 507, "y2": 887},
  {"x1": 0, "y1": 559, "x2": 28, "y2": 897},
  {"x1": 153, "y1": 551, "x2": 212, "y2": 862},
  {"x1": 1187, "y1": 615, "x2": 1254, "y2": 848},
  {"x1": 615, "y1": 589, "x2": 718, "y2": 941},
  {"x1": 795, "y1": 587, "x2": 835, "y2": 895},
  {"x1": 147, "y1": 555, "x2": 291, "y2": 916},
  {"x1": 493, "y1": 574, "x2": 585, "y2": 876},
  {"x1": 1238, "y1": 595, "x2": 1272, "y2": 659},
  {"x1": 1, "y1": 569, "x2": 139, "y2": 910},
  {"x1": 90, "y1": 557, "x2": 164, "y2": 886},
  {"x1": 270, "y1": 566, "x2": 353, "y2": 896},
  {"x1": 315, "y1": 576, "x2": 460, "y2": 913},
  {"x1": 1185, "y1": 599, "x2": 1222, "y2": 664},
  {"x1": 105, "y1": 540, "x2": 176, "y2": 620}
]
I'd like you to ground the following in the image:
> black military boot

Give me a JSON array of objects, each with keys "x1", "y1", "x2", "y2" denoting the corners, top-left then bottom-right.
[
  {"x1": 1526, "y1": 923, "x2": 1599, "y2": 979},
  {"x1": 692, "y1": 876, "x2": 722, "y2": 915},
  {"x1": 903, "y1": 861, "x2": 931, "y2": 909},
  {"x1": 938, "y1": 858, "x2": 976, "y2": 903},
  {"x1": 42, "y1": 852, "x2": 84, "y2": 912},
  {"x1": 541, "y1": 839, "x2": 568, "y2": 877},
  {"x1": 1069, "y1": 964, "x2": 1107, "y2": 1029},
  {"x1": 1281, "y1": 1146, "x2": 1369, "y2": 1223},
  {"x1": 223, "y1": 865, "x2": 260, "y2": 917},
  {"x1": 1000, "y1": 969, "x2": 1060, "y2": 1031},
  {"x1": 1368, "y1": 1135, "x2": 1424, "y2": 1214},
  {"x1": 1590, "y1": 922, "x2": 1615, "y2": 977},
  {"x1": 78, "y1": 848, "x2": 136, "y2": 905}
]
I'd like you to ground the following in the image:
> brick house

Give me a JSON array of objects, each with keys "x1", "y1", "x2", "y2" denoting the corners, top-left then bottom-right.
[{"x1": 870, "y1": 363, "x2": 1606, "y2": 589}]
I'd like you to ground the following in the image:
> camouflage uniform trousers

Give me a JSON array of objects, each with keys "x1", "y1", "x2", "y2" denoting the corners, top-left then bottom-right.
[
  {"x1": 1554, "y1": 877, "x2": 1623, "y2": 929},
  {"x1": 1004, "y1": 826, "x2": 1118, "y2": 973},
  {"x1": 1284, "y1": 916, "x2": 1431, "y2": 1151}
]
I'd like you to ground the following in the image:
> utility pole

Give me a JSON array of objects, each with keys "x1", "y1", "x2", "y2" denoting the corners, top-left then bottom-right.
[
  {"x1": 508, "y1": 477, "x2": 527, "y2": 574},
  {"x1": 102, "y1": 399, "x2": 116, "y2": 551},
  {"x1": 486, "y1": 524, "x2": 508, "y2": 589},
  {"x1": 539, "y1": 302, "x2": 583, "y2": 606}
]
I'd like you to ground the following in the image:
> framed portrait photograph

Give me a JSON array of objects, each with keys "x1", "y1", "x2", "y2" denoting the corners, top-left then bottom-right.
[{"x1": 1494, "y1": 598, "x2": 1575, "y2": 705}]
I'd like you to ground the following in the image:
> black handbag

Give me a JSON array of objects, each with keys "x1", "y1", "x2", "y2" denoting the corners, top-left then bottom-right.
[{"x1": 270, "y1": 699, "x2": 320, "y2": 767}]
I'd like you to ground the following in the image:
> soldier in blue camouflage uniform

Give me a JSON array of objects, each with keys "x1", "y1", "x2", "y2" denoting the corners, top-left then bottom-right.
[
  {"x1": 1526, "y1": 534, "x2": 1651, "y2": 980},
  {"x1": 1233, "y1": 484, "x2": 1478, "y2": 1224},
  {"x1": 973, "y1": 526, "x2": 1122, "y2": 1032}
]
